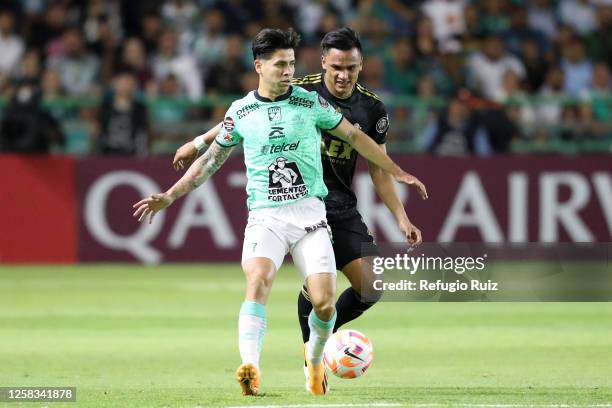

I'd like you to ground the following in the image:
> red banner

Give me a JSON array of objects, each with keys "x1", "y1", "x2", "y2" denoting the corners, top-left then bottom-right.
[
  {"x1": 76, "y1": 157, "x2": 248, "y2": 263},
  {"x1": 1, "y1": 154, "x2": 609, "y2": 264},
  {"x1": 75, "y1": 155, "x2": 612, "y2": 264},
  {"x1": 0, "y1": 155, "x2": 77, "y2": 263}
]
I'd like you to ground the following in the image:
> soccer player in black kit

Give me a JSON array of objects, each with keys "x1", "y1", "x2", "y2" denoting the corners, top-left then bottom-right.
[
  {"x1": 172, "y1": 27, "x2": 428, "y2": 380},
  {"x1": 290, "y1": 28, "x2": 427, "y2": 345}
]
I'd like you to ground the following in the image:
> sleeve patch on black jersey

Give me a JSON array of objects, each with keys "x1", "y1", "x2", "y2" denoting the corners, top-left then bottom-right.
[
  {"x1": 376, "y1": 116, "x2": 389, "y2": 133},
  {"x1": 318, "y1": 94, "x2": 330, "y2": 108}
]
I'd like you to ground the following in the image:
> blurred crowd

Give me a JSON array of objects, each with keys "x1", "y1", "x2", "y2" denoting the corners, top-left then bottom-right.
[{"x1": 0, "y1": 0, "x2": 611, "y2": 155}]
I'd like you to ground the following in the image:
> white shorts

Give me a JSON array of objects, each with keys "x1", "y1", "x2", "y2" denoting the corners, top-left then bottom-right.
[{"x1": 241, "y1": 197, "x2": 336, "y2": 278}]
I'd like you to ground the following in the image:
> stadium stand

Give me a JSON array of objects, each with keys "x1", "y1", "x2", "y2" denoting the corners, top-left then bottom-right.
[{"x1": 0, "y1": 0, "x2": 611, "y2": 155}]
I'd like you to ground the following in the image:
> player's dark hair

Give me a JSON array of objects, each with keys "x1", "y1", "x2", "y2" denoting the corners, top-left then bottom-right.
[
  {"x1": 320, "y1": 27, "x2": 362, "y2": 54},
  {"x1": 252, "y1": 28, "x2": 301, "y2": 60}
]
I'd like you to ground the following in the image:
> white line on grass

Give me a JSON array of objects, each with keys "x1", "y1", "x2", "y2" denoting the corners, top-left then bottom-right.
[
  {"x1": 408, "y1": 405, "x2": 612, "y2": 408},
  {"x1": 221, "y1": 404, "x2": 612, "y2": 408},
  {"x1": 223, "y1": 403, "x2": 402, "y2": 408}
]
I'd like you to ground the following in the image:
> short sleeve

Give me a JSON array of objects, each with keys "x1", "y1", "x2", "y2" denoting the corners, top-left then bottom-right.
[
  {"x1": 215, "y1": 113, "x2": 243, "y2": 147},
  {"x1": 370, "y1": 101, "x2": 389, "y2": 144},
  {"x1": 313, "y1": 94, "x2": 343, "y2": 130}
]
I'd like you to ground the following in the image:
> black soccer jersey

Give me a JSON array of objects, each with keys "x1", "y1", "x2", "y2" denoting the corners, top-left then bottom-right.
[{"x1": 293, "y1": 73, "x2": 389, "y2": 219}]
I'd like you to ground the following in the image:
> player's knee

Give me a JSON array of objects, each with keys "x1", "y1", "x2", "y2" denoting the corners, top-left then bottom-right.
[
  {"x1": 363, "y1": 286, "x2": 383, "y2": 305},
  {"x1": 310, "y1": 294, "x2": 336, "y2": 320},
  {"x1": 246, "y1": 272, "x2": 272, "y2": 290},
  {"x1": 359, "y1": 278, "x2": 383, "y2": 305},
  {"x1": 311, "y1": 298, "x2": 335, "y2": 321},
  {"x1": 244, "y1": 264, "x2": 274, "y2": 296},
  {"x1": 347, "y1": 277, "x2": 362, "y2": 293}
]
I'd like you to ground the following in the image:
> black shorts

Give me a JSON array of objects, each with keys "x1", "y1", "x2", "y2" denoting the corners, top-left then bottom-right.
[{"x1": 328, "y1": 212, "x2": 379, "y2": 270}]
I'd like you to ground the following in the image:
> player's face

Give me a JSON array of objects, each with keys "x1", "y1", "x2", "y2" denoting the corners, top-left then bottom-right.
[
  {"x1": 255, "y1": 49, "x2": 295, "y2": 96},
  {"x1": 321, "y1": 48, "x2": 363, "y2": 98}
]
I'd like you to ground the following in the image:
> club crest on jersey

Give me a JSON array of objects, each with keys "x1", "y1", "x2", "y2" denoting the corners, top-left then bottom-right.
[
  {"x1": 318, "y1": 95, "x2": 330, "y2": 108},
  {"x1": 376, "y1": 116, "x2": 389, "y2": 133},
  {"x1": 268, "y1": 106, "x2": 282, "y2": 122},
  {"x1": 223, "y1": 117, "x2": 235, "y2": 131}
]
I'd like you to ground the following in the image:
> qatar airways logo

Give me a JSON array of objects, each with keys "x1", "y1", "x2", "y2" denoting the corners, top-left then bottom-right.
[{"x1": 82, "y1": 167, "x2": 612, "y2": 264}]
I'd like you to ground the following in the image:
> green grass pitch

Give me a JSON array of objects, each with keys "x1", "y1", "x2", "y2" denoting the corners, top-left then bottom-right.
[{"x1": 1, "y1": 264, "x2": 611, "y2": 408}]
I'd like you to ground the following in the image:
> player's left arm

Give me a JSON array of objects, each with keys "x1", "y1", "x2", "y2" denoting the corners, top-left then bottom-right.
[
  {"x1": 329, "y1": 118, "x2": 428, "y2": 199},
  {"x1": 368, "y1": 144, "x2": 422, "y2": 245}
]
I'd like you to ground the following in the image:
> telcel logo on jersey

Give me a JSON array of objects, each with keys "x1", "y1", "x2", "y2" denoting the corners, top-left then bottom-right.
[{"x1": 261, "y1": 141, "x2": 300, "y2": 154}]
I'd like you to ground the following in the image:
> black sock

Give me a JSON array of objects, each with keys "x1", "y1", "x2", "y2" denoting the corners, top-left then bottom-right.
[
  {"x1": 333, "y1": 287, "x2": 377, "y2": 332},
  {"x1": 297, "y1": 285, "x2": 313, "y2": 344}
]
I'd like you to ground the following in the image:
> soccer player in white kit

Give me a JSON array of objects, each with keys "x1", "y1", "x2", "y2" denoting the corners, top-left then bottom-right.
[{"x1": 133, "y1": 28, "x2": 427, "y2": 397}]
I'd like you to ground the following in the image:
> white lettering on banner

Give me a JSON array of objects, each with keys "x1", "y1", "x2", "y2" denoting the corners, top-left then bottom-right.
[
  {"x1": 168, "y1": 181, "x2": 236, "y2": 249},
  {"x1": 355, "y1": 174, "x2": 408, "y2": 241},
  {"x1": 540, "y1": 172, "x2": 594, "y2": 242},
  {"x1": 438, "y1": 172, "x2": 503, "y2": 242},
  {"x1": 85, "y1": 171, "x2": 163, "y2": 264},
  {"x1": 592, "y1": 172, "x2": 612, "y2": 239},
  {"x1": 508, "y1": 172, "x2": 528, "y2": 242}
]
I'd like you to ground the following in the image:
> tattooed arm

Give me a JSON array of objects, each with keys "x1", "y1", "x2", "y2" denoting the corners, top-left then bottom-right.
[
  {"x1": 132, "y1": 143, "x2": 235, "y2": 223},
  {"x1": 167, "y1": 142, "x2": 234, "y2": 199}
]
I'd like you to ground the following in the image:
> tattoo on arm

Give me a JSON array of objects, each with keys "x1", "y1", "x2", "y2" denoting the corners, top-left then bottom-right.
[
  {"x1": 169, "y1": 142, "x2": 234, "y2": 200},
  {"x1": 192, "y1": 142, "x2": 233, "y2": 188}
]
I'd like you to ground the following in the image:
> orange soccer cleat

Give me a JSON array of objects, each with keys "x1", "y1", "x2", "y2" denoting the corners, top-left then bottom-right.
[
  {"x1": 236, "y1": 362, "x2": 260, "y2": 396},
  {"x1": 304, "y1": 344, "x2": 329, "y2": 395}
]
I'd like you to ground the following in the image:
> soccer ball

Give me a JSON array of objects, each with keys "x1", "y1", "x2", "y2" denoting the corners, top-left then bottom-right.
[{"x1": 323, "y1": 329, "x2": 374, "y2": 379}]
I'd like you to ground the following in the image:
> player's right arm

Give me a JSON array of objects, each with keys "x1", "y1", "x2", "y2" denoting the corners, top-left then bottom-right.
[
  {"x1": 330, "y1": 118, "x2": 428, "y2": 199},
  {"x1": 311, "y1": 91, "x2": 428, "y2": 199},
  {"x1": 172, "y1": 122, "x2": 222, "y2": 170},
  {"x1": 133, "y1": 142, "x2": 235, "y2": 223}
]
